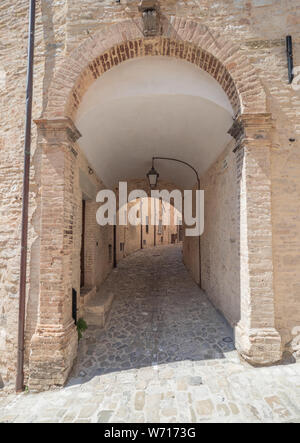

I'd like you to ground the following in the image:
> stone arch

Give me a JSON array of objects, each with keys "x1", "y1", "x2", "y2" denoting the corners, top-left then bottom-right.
[
  {"x1": 115, "y1": 178, "x2": 184, "y2": 261},
  {"x1": 29, "y1": 17, "x2": 283, "y2": 392},
  {"x1": 44, "y1": 18, "x2": 267, "y2": 120}
]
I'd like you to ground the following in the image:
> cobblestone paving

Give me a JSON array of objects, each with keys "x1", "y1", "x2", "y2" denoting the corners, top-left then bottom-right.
[{"x1": 1, "y1": 245, "x2": 300, "y2": 423}]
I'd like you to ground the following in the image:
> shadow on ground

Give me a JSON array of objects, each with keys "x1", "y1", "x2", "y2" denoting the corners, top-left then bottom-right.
[{"x1": 68, "y1": 245, "x2": 235, "y2": 388}]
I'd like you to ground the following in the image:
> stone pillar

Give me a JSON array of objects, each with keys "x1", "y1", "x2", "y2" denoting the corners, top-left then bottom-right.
[
  {"x1": 229, "y1": 113, "x2": 282, "y2": 365},
  {"x1": 28, "y1": 119, "x2": 81, "y2": 391}
]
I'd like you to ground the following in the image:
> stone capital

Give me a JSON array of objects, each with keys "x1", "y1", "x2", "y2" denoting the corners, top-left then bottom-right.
[
  {"x1": 34, "y1": 117, "x2": 82, "y2": 144},
  {"x1": 229, "y1": 113, "x2": 273, "y2": 152}
]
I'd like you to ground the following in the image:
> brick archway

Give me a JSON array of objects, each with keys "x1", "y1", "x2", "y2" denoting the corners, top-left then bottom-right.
[
  {"x1": 44, "y1": 18, "x2": 267, "y2": 120},
  {"x1": 29, "y1": 18, "x2": 282, "y2": 391}
]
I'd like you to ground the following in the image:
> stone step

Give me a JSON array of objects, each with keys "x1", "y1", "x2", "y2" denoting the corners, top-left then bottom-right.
[{"x1": 84, "y1": 291, "x2": 114, "y2": 328}]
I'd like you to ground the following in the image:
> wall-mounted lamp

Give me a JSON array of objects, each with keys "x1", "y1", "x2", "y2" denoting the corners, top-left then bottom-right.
[
  {"x1": 286, "y1": 36, "x2": 294, "y2": 84},
  {"x1": 139, "y1": 0, "x2": 160, "y2": 37}
]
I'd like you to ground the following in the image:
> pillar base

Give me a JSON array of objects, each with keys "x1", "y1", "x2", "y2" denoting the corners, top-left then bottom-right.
[
  {"x1": 235, "y1": 323, "x2": 282, "y2": 366},
  {"x1": 28, "y1": 322, "x2": 78, "y2": 392}
]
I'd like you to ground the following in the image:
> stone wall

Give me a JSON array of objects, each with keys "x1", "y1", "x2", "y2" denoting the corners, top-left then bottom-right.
[
  {"x1": 117, "y1": 200, "x2": 141, "y2": 262},
  {"x1": 200, "y1": 140, "x2": 240, "y2": 327},
  {"x1": 74, "y1": 148, "x2": 114, "y2": 317},
  {"x1": 0, "y1": 1, "x2": 41, "y2": 386},
  {"x1": 0, "y1": 0, "x2": 300, "y2": 387}
]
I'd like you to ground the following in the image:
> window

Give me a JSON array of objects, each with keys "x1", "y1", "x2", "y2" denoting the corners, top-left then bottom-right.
[
  {"x1": 146, "y1": 216, "x2": 149, "y2": 234},
  {"x1": 120, "y1": 242, "x2": 125, "y2": 252}
]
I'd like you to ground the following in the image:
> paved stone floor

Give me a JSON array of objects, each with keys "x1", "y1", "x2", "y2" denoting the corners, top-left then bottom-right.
[{"x1": 1, "y1": 245, "x2": 300, "y2": 423}]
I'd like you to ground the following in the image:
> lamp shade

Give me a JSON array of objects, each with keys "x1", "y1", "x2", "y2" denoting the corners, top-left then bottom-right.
[{"x1": 147, "y1": 166, "x2": 159, "y2": 189}]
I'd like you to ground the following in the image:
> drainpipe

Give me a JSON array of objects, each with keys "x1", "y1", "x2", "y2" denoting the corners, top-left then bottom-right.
[{"x1": 16, "y1": 0, "x2": 36, "y2": 393}]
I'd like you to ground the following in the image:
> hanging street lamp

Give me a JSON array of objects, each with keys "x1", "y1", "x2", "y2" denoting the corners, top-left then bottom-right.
[
  {"x1": 146, "y1": 156, "x2": 202, "y2": 288},
  {"x1": 147, "y1": 157, "x2": 200, "y2": 189},
  {"x1": 146, "y1": 161, "x2": 160, "y2": 189}
]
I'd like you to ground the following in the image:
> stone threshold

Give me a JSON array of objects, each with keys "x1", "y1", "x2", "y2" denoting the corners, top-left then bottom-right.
[{"x1": 84, "y1": 290, "x2": 115, "y2": 329}]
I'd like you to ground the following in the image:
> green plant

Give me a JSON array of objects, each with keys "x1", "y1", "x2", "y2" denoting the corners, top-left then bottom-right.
[{"x1": 77, "y1": 318, "x2": 88, "y2": 341}]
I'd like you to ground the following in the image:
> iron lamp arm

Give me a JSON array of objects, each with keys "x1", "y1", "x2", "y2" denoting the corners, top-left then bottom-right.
[{"x1": 152, "y1": 156, "x2": 200, "y2": 188}]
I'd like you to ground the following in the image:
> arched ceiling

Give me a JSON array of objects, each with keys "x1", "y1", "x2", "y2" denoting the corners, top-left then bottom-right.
[{"x1": 76, "y1": 56, "x2": 234, "y2": 189}]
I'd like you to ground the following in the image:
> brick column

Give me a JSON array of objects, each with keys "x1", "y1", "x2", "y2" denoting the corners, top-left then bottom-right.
[
  {"x1": 229, "y1": 114, "x2": 282, "y2": 365},
  {"x1": 29, "y1": 119, "x2": 81, "y2": 391}
]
